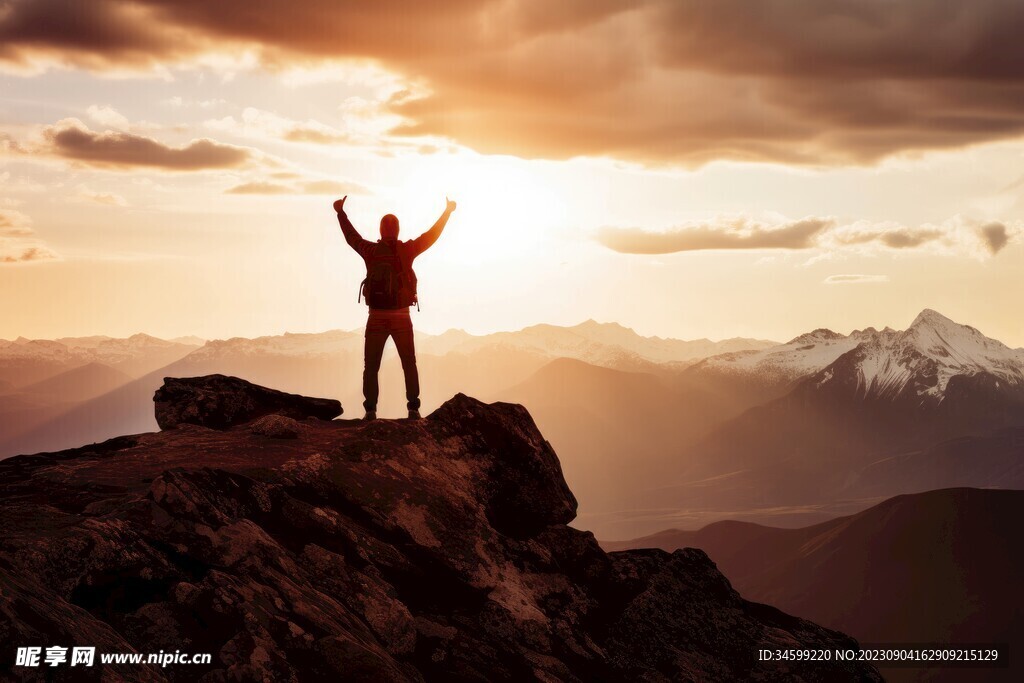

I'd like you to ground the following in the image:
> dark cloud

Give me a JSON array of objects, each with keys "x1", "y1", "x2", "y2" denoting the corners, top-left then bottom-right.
[
  {"x1": 597, "y1": 215, "x2": 1017, "y2": 257},
  {"x1": 596, "y1": 218, "x2": 833, "y2": 254},
  {"x1": 5, "y1": 0, "x2": 1024, "y2": 165},
  {"x1": 0, "y1": 0, "x2": 195, "y2": 69},
  {"x1": 830, "y1": 225, "x2": 947, "y2": 250},
  {"x1": 654, "y1": 1, "x2": 1024, "y2": 81},
  {"x1": 978, "y1": 222, "x2": 1010, "y2": 254},
  {"x1": 0, "y1": 0, "x2": 484, "y2": 68},
  {"x1": 41, "y1": 119, "x2": 255, "y2": 170},
  {"x1": 881, "y1": 230, "x2": 943, "y2": 249}
]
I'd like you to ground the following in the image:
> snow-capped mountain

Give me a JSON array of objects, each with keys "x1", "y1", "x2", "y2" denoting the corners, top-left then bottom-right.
[
  {"x1": 812, "y1": 309, "x2": 1024, "y2": 402},
  {"x1": 672, "y1": 309, "x2": 1024, "y2": 519},
  {"x1": 688, "y1": 309, "x2": 1024, "y2": 403},
  {"x1": 689, "y1": 328, "x2": 865, "y2": 386}
]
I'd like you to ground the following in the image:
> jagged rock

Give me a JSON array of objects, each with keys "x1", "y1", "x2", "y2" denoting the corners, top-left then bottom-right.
[
  {"x1": 0, "y1": 385, "x2": 880, "y2": 682},
  {"x1": 249, "y1": 414, "x2": 302, "y2": 439},
  {"x1": 153, "y1": 374, "x2": 341, "y2": 430}
]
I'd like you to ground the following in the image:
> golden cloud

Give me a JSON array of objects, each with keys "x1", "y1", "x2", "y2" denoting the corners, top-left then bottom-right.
[
  {"x1": 597, "y1": 215, "x2": 1019, "y2": 258},
  {"x1": 0, "y1": 208, "x2": 60, "y2": 264},
  {"x1": 39, "y1": 119, "x2": 258, "y2": 170},
  {"x1": 4, "y1": 1, "x2": 1024, "y2": 165}
]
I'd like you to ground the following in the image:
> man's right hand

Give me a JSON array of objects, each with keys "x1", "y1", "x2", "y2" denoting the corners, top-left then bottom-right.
[{"x1": 333, "y1": 196, "x2": 347, "y2": 214}]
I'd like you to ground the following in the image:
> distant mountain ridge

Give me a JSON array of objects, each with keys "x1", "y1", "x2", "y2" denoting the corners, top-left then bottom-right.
[
  {"x1": 0, "y1": 333, "x2": 202, "y2": 386},
  {"x1": 184, "y1": 329, "x2": 363, "y2": 361},
  {"x1": 0, "y1": 322, "x2": 776, "y2": 465},
  {"x1": 602, "y1": 488, "x2": 1024, "y2": 682},
  {"x1": 4, "y1": 311, "x2": 1022, "y2": 542},
  {"x1": 184, "y1": 320, "x2": 776, "y2": 371}
]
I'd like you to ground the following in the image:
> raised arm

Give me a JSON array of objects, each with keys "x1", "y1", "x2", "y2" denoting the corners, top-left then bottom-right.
[
  {"x1": 411, "y1": 196, "x2": 457, "y2": 256},
  {"x1": 334, "y1": 196, "x2": 373, "y2": 257}
]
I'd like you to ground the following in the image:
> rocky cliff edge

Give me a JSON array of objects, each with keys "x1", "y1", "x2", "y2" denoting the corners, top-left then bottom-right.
[{"x1": 0, "y1": 376, "x2": 880, "y2": 682}]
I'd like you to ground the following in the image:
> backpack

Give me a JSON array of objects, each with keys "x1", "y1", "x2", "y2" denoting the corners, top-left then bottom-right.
[{"x1": 358, "y1": 240, "x2": 418, "y2": 309}]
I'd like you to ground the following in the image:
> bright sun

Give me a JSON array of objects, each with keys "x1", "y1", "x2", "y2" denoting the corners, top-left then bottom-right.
[{"x1": 400, "y1": 152, "x2": 567, "y2": 262}]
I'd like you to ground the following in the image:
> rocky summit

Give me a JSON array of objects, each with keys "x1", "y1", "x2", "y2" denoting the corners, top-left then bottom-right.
[{"x1": 0, "y1": 376, "x2": 879, "y2": 682}]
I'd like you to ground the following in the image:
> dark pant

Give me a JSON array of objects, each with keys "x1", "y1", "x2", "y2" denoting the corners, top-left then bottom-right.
[{"x1": 363, "y1": 309, "x2": 420, "y2": 411}]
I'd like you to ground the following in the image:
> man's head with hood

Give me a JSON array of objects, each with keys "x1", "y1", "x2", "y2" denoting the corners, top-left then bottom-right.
[{"x1": 380, "y1": 214, "x2": 399, "y2": 241}]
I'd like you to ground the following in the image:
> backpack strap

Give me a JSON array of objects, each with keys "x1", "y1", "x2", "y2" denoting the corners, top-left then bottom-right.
[{"x1": 393, "y1": 242, "x2": 419, "y2": 311}]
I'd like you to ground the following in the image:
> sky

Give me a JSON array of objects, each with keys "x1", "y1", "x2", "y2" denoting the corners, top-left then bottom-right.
[{"x1": 2, "y1": 0, "x2": 1023, "y2": 346}]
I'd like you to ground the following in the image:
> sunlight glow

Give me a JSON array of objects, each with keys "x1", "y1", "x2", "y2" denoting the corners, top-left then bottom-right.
[{"x1": 401, "y1": 152, "x2": 567, "y2": 262}]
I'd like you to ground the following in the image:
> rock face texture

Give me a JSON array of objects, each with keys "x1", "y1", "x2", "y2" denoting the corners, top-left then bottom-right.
[
  {"x1": 153, "y1": 374, "x2": 342, "y2": 429},
  {"x1": 248, "y1": 413, "x2": 303, "y2": 439},
  {"x1": 0, "y1": 379, "x2": 879, "y2": 682}
]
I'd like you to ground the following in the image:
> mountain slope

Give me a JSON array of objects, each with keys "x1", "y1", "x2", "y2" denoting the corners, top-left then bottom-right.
[
  {"x1": 604, "y1": 487, "x2": 1023, "y2": 682},
  {"x1": 807, "y1": 309, "x2": 1024, "y2": 410},
  {"x1": 0, "y1": 334, "x2": 200, "y2": 389},
  {"x1": 0, "y1": 338, "x2": 90, "y2": 388},
  {"x1": 683, "y1": 327, "x2": 866, "y2": 394},
  {"x1": 685, "y1": 309, "x2": 1024, "y2": 407},
  {"x1": 852, "y1": 426, "x2": 1024, "y2": 498},
  {"x1": 421, "y1": 319, "x2": 776, "y2": 371},
  {"x1": 0, "y1": 381, "x2": 879, "y2": 682},
  {"x1": 18, "y1": 361, "x2": 132, "y2": 402},
  {"x1": 493, "y1": 358, "x2": 742, "y2": 536},
  {"x1": 665, "y1": 310, "x2": 1024, "y2": 517}
]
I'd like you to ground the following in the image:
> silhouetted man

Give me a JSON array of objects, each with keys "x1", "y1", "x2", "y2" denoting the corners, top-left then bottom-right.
[{"x1": 334, "y1": 196, "x2": 456, "y2": 420}]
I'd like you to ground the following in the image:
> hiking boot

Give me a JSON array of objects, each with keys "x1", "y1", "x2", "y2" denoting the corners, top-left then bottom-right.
[
  {"x1": 363, "y1": 410, "x2": 377, "y2": 421},
  {"x1": 407, "y1": 409, "x2": 422, "y2": 420}
]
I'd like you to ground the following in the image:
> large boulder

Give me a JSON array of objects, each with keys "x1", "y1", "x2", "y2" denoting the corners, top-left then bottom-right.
[{"x1": 153, "y1": 374, "x2": 341, "y2": 429}]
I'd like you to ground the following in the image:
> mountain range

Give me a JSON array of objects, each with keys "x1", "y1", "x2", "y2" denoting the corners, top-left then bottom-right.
[
  {"x1": 3, "y1": 309, "x2": 1023, "y2": 540},
  {"x1": 638, "y1": 309, "x2": 1024, "y2": 538},
  {"x1": 0, "y1": 321, "x2": 772, "y2": 463},
  {"x1": 0, "y1": 333, "x2": 202, "y2": 381}
]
